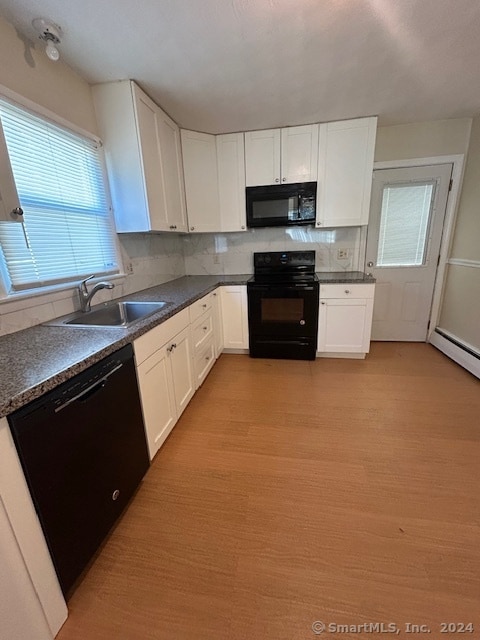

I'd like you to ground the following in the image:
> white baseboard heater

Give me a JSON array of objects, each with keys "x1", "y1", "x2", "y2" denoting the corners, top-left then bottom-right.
[{"x1": 430, "y1": 329, "x2": 480, "y2": 380}]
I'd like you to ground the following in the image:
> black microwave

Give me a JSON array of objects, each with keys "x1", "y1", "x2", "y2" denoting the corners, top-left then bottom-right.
[{"x1": 246, "y1": 182, "x2": 317, "y2": 228}]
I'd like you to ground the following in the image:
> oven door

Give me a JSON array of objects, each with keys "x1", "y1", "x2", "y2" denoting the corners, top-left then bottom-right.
[{"x1": 247, "y1": 282, "x2": 319, "y2": 359}]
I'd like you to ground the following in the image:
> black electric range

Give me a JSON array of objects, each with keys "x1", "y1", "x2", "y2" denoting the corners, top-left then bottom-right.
[{"x1": 247, "y1": 251, "x2": 319, "y2": 360}]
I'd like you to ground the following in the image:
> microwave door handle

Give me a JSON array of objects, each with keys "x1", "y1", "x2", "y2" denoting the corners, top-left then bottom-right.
[{"x1": 297, "y1": 194, "x2": 302, "y2": 219}]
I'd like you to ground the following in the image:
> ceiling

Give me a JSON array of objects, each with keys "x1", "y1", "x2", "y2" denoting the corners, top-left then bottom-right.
[{"x1": 1, "y1": 0, "x2": 480, "y2": 133}]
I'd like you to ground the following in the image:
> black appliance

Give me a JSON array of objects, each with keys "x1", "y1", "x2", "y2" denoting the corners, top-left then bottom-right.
[
  {"x1": 247, "y1": 251, "x2": 319, "y2": 360},
  {"x1": 246, "y1": 181, "x2": 317, "y2": 228},
  {"x1": 8, "y1": 343, "x2": 150, "y2": 597}
]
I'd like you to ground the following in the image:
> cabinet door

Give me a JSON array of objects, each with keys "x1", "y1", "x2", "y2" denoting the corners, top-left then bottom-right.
[
  {"x1": 181, "y1": 130, "x2": 220, "y2": 232},
  {"x1": 217, "y1": 133, "x2": 247, "y2": 232},
  {"x1": 316, "y1": 117, "x2": 377, "y2": 228},
  {"x1": 136, "y1": 344, "x2": 177, "y2": 459},
  {"x1": 211, "y1": 290, "x2": 224, "y2": 358},
  {"x1": 318, "y1": 298, "x2": 373, "y2": 353},
  {"x1": 281, "y1": 124, "x2": 319, "y2": 184},
  {"x1": 220, "y1": 285, "x2": 249, "y2": 349},
  {"x1": 244, "y1": 129, "x2": 281, "y2": 186},
  {"x1": 169, "y1": 326, "x2": 195, "y2": 417},
  {"x1": 156, "y1": 110, "x2": 187, "y2": 231},
  {"x1": 132, "y1": 84, "x2": 168, "y2": 231}
]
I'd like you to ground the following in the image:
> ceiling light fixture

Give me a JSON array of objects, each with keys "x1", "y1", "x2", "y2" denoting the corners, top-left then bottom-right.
[{"x1": 32, "y1": 18, "x2": 62, "y2": 62}]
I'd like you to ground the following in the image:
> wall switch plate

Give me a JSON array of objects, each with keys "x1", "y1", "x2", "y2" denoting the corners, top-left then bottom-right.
[
  {"x1": 213, "y1": 255, "x2": 220, "y2": 264},
  {"x1": 126, "y1": 262, "x2": 134, "y2": 275},
  {"x1": 337, "y1": 249, "x2": 349, "y2": 260}
]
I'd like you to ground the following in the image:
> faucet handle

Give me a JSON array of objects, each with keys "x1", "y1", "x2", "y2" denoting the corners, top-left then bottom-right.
[{"x1": 79, "y1": 274, "x2": 95, "y2": 292}]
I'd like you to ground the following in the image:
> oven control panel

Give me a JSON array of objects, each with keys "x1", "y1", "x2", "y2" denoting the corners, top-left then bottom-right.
[{"x1": 254, "y1": 251, "x2": 315, "y2": 269}]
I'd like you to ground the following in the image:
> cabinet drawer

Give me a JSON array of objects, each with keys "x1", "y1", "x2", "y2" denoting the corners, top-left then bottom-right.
[
  {"x1": 134, "y1": 307, "x2": 190, "y2": 365},
  {"x1": 191, "y1": 309, "x2": 214, "y2": 351},
  {"x1": 320, "y1": 283, "x2": 375, "y2": 299},
  {"x1": 194, "y1": 336, "x2": 215, "y2": 388},
  {"x1": 189, "y1": 292, "x2": 212, "y2": 323}
]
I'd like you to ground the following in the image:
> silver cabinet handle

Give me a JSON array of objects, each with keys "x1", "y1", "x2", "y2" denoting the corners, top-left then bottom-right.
[
  {"x1": 202, "y1": 303, "x2": 207, "y2": 308},
  {"x1": 345, "y1": 289, "x2": 350, "y2": 294},
  {"x1": 321, "y1": 301, "x2": 326, "y2": 305},
  {"x1": 299, "y1": 319, "x2": 306, "y2": 325},
  {"x1": 275, "y1": 178, "x2": 280, "y2": 183},
  {"x1": 367, "y1": 261, "x2": 374, "y2": 267},
  {"x1": 241, "y1": 225, "x2": 245, "y2": 230},
  {"x1": 11, "y1": 207, "x2": 24, "y2": 216},
  {"x1": 282, "y1": 177, "x2": 286, "y2": 182},
  {"x1": 112, "y1": 489, "x2": 120, "y2": 501},
  {"x1": 190, "y1": 226, "x2": 195, "y2": 231},
  {"x1": 203, "y1": 326, "x2": 208, "y2": 330}
]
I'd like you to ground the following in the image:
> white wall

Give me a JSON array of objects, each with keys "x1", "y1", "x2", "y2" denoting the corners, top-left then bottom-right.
[
  {"x1": 437, "y1": 114, "x2": 480, "y2": 353},
  {"x1": 0, "y1": 16, "x2": 97, "y2": 134},
  {"x1": 375, "y1": 118, "x2": 472, "y2": 162}
]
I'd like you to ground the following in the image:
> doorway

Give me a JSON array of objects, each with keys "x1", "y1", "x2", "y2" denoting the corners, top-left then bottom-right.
[{"x1": 365, "y1": 164, "x2": 452, "y2": 341}]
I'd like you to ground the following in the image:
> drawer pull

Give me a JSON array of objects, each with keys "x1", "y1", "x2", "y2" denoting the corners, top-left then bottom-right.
[
  {"x1": 203, "y1": 326, "x2": 208, "y2": 330},
  {"x1": 345, "y1": 289, "x2": 350, "y2": 294},
  {"x1": 205, "y1": 356, "x2": 210, "y2": 361},
  {"x1": 202, "y1": 303, "x2": 207, "y2": 308}
]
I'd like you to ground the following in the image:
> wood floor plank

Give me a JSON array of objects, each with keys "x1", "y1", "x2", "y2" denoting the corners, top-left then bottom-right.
[{"x1": 56, "y1": 343, "x2": 480, "y2": 640}]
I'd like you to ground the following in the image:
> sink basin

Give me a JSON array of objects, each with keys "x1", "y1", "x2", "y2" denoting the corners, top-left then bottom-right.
[{"x1": 47, "y1": 301, "x2": 167, "y2": 328}]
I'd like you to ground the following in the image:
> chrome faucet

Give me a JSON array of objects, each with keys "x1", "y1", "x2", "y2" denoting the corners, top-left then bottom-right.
[{"x1": 78, "y1": 275, "x2": 115, "y2": 312}]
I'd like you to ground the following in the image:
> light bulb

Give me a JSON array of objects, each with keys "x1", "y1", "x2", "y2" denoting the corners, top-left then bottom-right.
[{"x1": 45, "y1": 39, "x2": 60, "y2": 61}]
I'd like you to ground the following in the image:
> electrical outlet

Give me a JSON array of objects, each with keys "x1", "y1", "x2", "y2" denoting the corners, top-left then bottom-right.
[
  {"x1": 337, "y1": 249, "x2": 349, "y2": 260},
  {"x1": 126, "y1": 262, "x2": 134, "y2": 275},
  {"x1": 213, "y1": 255, "x2": 220, "y2": 265}
]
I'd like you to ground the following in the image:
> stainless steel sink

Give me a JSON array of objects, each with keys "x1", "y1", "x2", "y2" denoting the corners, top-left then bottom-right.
[{"x1": 46, "y1": 301, "x2": 167, "y2": 328}]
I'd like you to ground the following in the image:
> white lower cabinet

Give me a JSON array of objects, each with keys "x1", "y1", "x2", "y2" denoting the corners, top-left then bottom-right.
[
  {"x1": 134, "y1": 308, "x2": 194, "y2": 459},
  {"x1": 220, "y1": 285, "x2": 249, "y2": 349},
  {"x1": 211, "y1": 290, "x2": 224, "y2": 358},
  {"x1": 317, "y1": 284, "x2": 375, "y2": 356},
  {"x1": 0, "y1": 418, "x2": 67, "y2": 639}
]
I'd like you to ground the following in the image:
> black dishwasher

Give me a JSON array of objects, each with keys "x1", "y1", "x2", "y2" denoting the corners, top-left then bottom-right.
[{"x1": 8, "y1": 343, "x2": 150, "y2": 597}]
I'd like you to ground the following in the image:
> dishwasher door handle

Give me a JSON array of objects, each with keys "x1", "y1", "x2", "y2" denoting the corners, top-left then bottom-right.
[{"x1": 54, "y1": 363, "x2": 123, "y2": 413}]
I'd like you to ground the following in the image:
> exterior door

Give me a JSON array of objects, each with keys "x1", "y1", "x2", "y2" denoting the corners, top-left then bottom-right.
[{"x1": 365, "y1": 164, "x2": 451, "y2": 341}]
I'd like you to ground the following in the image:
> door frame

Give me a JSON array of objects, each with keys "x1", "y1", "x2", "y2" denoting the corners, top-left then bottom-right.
[{"x1": 369, "y1": 155, "x2": 465, "y2": 339}]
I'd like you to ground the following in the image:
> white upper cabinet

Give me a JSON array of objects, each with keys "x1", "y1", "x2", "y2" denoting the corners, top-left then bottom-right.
[
  {"x1": 155, "y1": 109, "x2": 188, "y2": 232},
  {"x1": 92, "y1": 80, "x2": 187, "y2": 233},
  {"x1": 316, "y1": 116, "x2": 377, "y2": 228},
  {"x1": 245, "y1": 124, "x2": 318, "y2": 186},
  {"x1": 181, "y1": 130, "x2": 220, "y2": 233},
  {"x1": 216, "y1": 133, "x2": 246, "y2": 232},
  {"x1": 245, "y1": 128, "x2": 281, "y2": 186},
  {"x1": 181, "y1": 130, "x2": 246, "y2": 233},
  {"x1": 281, "y1": 125, "x2": 319, "y2": 184}
]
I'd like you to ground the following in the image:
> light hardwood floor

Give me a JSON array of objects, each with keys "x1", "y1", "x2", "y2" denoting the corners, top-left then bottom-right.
[{"x1": 57, "y1": 343, "x2": 480, "y2": 640}]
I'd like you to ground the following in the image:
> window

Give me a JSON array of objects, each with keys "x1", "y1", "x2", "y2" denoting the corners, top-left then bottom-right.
[
  {"x1": 0, "y1": 100, "x2": 119, "y2": 293},
  {"x1": 376, "y1": 181, "x2": 435, "y2": 268}
]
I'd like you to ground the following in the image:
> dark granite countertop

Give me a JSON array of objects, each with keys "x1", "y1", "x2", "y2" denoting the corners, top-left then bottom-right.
[
  {"x1": 0, "y1": 271, "x2": 374, "y2": 418},
  {"x1": 0, "y1": 275, "x2": 249, "y2": 418},
  {"x1": 316, "y1": 271, "x2": 376, "y2": 283}
]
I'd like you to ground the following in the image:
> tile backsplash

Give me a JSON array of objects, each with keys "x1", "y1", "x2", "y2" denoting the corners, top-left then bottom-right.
[
  {"x1": 183, "y1": 226, "x2": 364, "y2": 275},
  {"x1": 0, "y1": 225, "x2": 365, "y2": 336}
]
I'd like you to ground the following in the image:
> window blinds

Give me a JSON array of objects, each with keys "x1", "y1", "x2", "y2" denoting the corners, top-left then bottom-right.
[
  {"x1": 0, "y1": 100, "x2": 118, "y2": 291},
  {"x1": 376, "y1": 182, "x2": 435, "y2": 268}
]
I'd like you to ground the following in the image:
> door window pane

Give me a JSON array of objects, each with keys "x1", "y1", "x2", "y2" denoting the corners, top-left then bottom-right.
[{"x1": 376, "y1": 182, "x2": 434, "y2": 267}]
